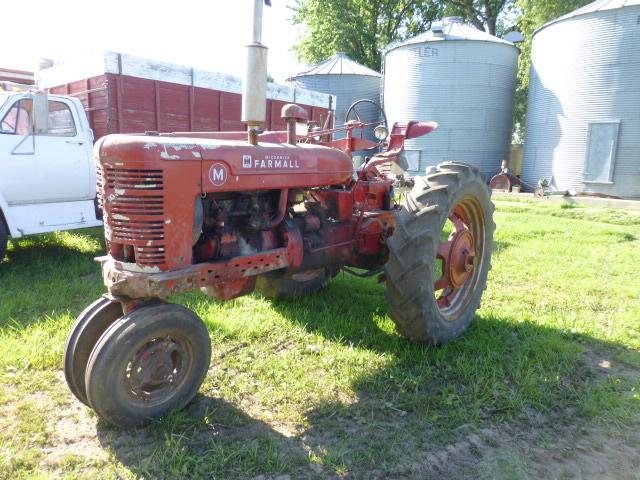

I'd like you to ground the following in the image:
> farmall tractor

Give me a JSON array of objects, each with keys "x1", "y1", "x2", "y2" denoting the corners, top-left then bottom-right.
[{"x1": 64, "y1": 1, "x2": 494, "y2": 427}]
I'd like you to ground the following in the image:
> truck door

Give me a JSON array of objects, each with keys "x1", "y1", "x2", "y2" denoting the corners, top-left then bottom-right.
[{"x1": 0, "y1": 96, "x2": 93, "y2": 205}]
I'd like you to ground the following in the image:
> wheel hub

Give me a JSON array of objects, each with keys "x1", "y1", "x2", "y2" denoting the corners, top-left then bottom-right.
[
  {"x1": 435, "y1": 204, "x2": 478, "y2": 309},
  {"x1": 448, "y1": 230, "x2": 475, "y2": 288},
  {"x1": 127, "y1": 336, "x2": 186, "y2": 400}
]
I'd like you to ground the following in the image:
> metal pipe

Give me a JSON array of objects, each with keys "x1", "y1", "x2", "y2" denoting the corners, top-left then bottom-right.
[
  {"x1": 251, "y1": 0, "x2": 263, "y2": 43},
  {"x1": 242, "y1": 0, "x2": 268, "y2": 143},
  {"x1": 270, "y1": 188, "x2": 289, "y2": 228}
]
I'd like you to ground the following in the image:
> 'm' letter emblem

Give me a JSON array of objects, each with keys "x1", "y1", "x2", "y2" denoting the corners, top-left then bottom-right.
[{"x1": 209, "y1": 163, "x2": 229, "y2": 187}]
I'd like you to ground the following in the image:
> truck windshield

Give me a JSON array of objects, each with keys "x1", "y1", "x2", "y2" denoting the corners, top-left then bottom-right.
[{"x1": 0, "y1": 94, "x2": 7, "y2": 108}]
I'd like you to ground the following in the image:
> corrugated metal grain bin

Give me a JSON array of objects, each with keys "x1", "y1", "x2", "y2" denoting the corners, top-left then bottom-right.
[
  {"x1": 383, "y1": 17, "x2": 519, "y2": 178},
  {"x1": 523, "y1": 0, "x2": 640, "y2": 198},
  {"x1": 288, "y1": 52, "x2": 382, "y2": 140},
  {"x1": 36, "y1": 52, "x2": 335, "y2": 139}
]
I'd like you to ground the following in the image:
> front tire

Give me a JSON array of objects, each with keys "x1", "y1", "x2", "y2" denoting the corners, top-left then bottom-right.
[
  {"x1": 64, "y1": 297, "x2": 124, "y2": 406},
  {"x1": 385, "y1": 162, "x2": 495, "y2": 344},
  {"x1": 85, "y1": 303, "x2": 211, "y2": 428}
]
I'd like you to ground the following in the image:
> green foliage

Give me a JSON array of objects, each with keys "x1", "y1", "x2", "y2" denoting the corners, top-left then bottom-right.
[
  {"x1": 440, "y1": 0, "x2": 514, "y2": 35},
  {"x1": 290, "y1": 0, "x2": 440, "y2": 71},
  {"x1": 512, "y1": 0, "x2": 591, "y2": 139},
  {"x1": 290, "y1": 1, "x2": 518, "y2": 71}
]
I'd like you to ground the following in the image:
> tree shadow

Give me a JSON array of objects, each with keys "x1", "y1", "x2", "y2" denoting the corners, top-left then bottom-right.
[
  {"x1": 0, "y1": 229, "x2": 106, "y2": 329},
  {"x1": 1, "y1": 228, "x2": 104, "y2": 273}
]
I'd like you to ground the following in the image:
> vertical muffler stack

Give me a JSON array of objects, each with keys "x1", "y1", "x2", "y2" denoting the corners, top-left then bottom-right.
[{"x1": 242, "y1": 0, "x2": 269, "y2": 144}]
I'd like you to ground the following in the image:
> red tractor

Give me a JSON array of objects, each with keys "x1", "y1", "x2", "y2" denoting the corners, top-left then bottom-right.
[{"x1": 64, "y1": 3, "x2": 494, "y2": 428}]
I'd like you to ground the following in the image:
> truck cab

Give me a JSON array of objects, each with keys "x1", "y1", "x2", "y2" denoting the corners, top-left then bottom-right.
[{"x1": 0, "y1": 88, "x2": 102, "y2": 260}]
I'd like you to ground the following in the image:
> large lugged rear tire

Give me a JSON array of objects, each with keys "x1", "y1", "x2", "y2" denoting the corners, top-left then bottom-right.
[{"x1": 385, "y1": 162, "x2": 495, "y2": 344}]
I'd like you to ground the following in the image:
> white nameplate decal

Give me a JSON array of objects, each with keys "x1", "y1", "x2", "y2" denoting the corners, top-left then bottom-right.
[{"x1": 243, "y1": 154, "x2": 300, "y2": 169}]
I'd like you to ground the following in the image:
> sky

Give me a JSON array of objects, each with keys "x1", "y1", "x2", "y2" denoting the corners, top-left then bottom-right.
[{"x1": 0, "y1": 0, "x2": 306, "y2": 83}]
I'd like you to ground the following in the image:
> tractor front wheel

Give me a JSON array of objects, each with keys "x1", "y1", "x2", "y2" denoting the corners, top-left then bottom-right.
[
  {"x1": 385, "y1": 162, "x2": 495, "y2": 344},
  {"x1": 85, "y1": 303, "x2": 211, "y2": 427},
  {"x1": 64, "y1": 297, "x2": 124, "y2": 406}
]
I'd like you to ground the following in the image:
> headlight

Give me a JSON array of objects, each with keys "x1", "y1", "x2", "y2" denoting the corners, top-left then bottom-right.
[{"x1": 374, "y1": 125, "x2": 389, "y2": 141}]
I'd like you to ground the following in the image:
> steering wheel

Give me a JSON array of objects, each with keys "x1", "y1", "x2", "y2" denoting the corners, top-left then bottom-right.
[{"x1": 344, "y1": 99, "x2": 388, "y2": 142}]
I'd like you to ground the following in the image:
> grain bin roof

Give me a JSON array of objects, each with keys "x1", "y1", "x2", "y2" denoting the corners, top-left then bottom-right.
[
  {"x1": 536, "y1": 0, "x2": 640, "y2": 33},
  {"x1": 384, "y1": 17, "x2": 516, "y2": 54},
  {"x1": 291, "y1": 52, "x2": 381, "y2": 77}
]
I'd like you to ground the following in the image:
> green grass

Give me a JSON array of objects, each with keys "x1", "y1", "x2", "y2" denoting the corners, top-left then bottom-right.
[{"x1": 0, "y1": 200, "x2": 639, "y2": 479}]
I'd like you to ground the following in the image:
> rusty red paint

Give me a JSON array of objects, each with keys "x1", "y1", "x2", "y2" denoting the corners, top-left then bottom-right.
[
  {"x1": 435, "y1": 205, "x2": 476, "y2": 308},
  {"x1": 97, "y1": 116, "x2": 436, "y2": 300},
  {"x1": 102, "y1": 247, "x2": 291, "y2": 298}
]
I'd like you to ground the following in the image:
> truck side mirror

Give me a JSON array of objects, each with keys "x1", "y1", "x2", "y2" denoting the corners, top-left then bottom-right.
[{"x1": 33, "y1": 91, "x2": 49, "y2": 134}]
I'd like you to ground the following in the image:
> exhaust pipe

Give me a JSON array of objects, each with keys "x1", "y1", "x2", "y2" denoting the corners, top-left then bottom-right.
[{"x1": 242, "y1": 0, "x2": 268, "y2": 144}]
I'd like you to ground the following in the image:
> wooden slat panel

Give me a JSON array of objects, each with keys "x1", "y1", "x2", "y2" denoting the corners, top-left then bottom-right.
[
  {"x1": 49, "y1": 72, "x2": 335, "y2": 136},
  {"x1": 193, "y1": 88, "x2": 220, "y2": 131},
  {"x1": 221, "y1": 92, "x2": 243, "y2": 131}
]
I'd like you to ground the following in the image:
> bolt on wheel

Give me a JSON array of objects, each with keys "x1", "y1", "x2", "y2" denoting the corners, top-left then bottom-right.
[{"x1": 125, "y1": 334, "x2": 194, "y2": 407}]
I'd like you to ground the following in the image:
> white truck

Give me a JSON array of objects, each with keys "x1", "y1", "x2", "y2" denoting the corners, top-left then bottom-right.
[{"x1": 0, "y1": 86, "x2": 102, "y2": 260}]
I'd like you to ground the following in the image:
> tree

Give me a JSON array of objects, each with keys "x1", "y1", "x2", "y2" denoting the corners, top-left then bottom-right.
[
  {"x1": 291, "y1": 0, "x2": 592, "y2": 141},
  {"x1": 291, "y1": 0, "x2": 517, "y2": 73},
  {"x1": 512, "y1": 0, "x2": 591, "y2": 140},
  {"x1": 441, "y1": 0, "x2": 514, "y2": 35},
  {"x1": 290, "y1": 0, "x2": 441, "y2": 72}
]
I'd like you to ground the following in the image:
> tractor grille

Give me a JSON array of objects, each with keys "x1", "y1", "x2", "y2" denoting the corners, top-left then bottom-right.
[
  {"x1": 96, "y1": 164, "x2": 104, "y2": 210},
  {"x1": 105, "y1": 168, "x2": 164, "y2": 191},
  {"x1": 103, "y1": 167, "x2": 166, "y2": 266}
]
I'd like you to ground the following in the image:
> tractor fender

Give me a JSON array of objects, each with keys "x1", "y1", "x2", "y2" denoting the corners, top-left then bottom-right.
[{"x1": 0, "y1": 191, "x2": 20, "y2": 238}]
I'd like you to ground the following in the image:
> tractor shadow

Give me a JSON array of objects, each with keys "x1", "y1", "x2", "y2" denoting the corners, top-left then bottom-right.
[
  {"x1": 98, "y1": 273, "x2": 640, "y2": 478},
  {"x1": 254, "y1": 277, "x2": 640, "y2": 476},
  {"x1": 95, "y1": 394, "x2": 317, "y2": 479},
  {"x1": 95, "y1": 295, "x2": 640, "y2": 479}
]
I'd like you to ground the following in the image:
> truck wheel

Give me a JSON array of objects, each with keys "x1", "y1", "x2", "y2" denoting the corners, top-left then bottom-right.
[
  {"x1": 256, "y1": 268, "x2": 329, "y2": 299},
  {"x1": 85, "y1": 303, "x2": 211, "y2": 428},
  {"x1": 385, "y1": 162, "x2": 495, "y2": 344},
  {"x1": 64, "y1": 297, "x2": 124, "y2": 406},
  {"x1": 0, "y1": 219, "x2": 7, "y2": 261}
]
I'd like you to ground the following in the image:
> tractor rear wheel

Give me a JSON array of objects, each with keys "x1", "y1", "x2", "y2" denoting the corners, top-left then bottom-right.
[
  {"x1": 64, "y1": 297, "x2": 123, "y2": 406},
  {"x1": 256, "y1": 268, "x2": 329, "y2": 299},
  {"x1": 385, "y1": 162, "x2": 495, "y2": 344},
  {"x1": 85, "y1": 302, "x2": 211, "y2": 427}
]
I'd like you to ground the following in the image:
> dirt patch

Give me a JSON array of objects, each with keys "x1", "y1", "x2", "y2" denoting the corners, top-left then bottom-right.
[
  {"x1": 380, "y1": 417, "x2": 640, "y2": 480},
  {"x1": 42, "y1": 399, "x2": 108, "y2": 465},
  {"x1": 4, "y1": 357, "x2": 639, "y2": 479}
]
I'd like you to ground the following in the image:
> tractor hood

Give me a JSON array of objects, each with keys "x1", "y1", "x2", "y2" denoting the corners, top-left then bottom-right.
[{"x1": 98, "y1": 134, "x2": 354, "y2": 193}]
